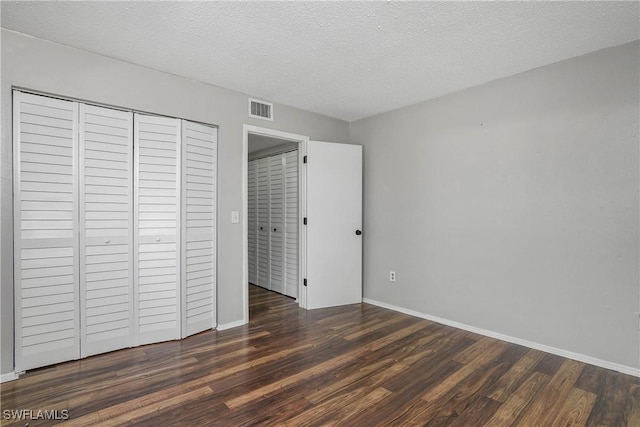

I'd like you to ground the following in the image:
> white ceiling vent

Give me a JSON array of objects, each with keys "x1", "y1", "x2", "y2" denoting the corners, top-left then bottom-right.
[{"x1": 249, "y1": 98, "x2": 273, "y2": 121}]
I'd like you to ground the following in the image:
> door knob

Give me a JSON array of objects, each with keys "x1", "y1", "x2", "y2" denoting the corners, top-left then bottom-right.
[
  {"x1": 273, "y1": 228, "x2": 277, "y2": 232},
  {"x1": 260, "y1": 227, "x2": 263, "y2": 230},
  {"x1": 105, "y1": 239, "x2": 110, "y2": 244},
  {"x1": 355, "y1": 230, "x2": 362, "y2": 236}
]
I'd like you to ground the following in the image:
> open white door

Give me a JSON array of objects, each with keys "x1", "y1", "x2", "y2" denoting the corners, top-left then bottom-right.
[{"x1": 306, "y1": 141, "x2": 362, "y2": 310}]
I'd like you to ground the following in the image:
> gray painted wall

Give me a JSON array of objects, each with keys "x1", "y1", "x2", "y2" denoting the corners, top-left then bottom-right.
[
  {"x1": 0, "y1": 30, "x2": 350, "y2": 375},
  {"x1": 350, "y1": 41, "x2": 640, "y2": 369}
]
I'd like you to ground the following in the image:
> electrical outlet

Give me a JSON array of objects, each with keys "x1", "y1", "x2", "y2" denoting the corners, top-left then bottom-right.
[{"x1": 389, "y1": 271, "x2": 396, "y2": 282}]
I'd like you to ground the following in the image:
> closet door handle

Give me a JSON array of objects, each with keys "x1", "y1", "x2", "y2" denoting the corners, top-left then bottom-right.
[
  {"x1": 355, "y1": 230, "x2": 362, "y2": 236},
  {"x1": 260, "y1": 226, "x2": 263, "y2": 231},
  {"x1": 273, "y1": 228, "x2": 277, "y2": 232}
]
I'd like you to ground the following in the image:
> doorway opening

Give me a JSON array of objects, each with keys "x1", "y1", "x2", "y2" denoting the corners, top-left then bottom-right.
[{"x1": 242, "y1": 126, "x2": 308, "y2": 322}]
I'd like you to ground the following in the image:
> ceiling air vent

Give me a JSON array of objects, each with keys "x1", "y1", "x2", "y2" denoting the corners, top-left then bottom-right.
[{"x1": 249, "y1": 98, "x2": 273, "y2": 121}]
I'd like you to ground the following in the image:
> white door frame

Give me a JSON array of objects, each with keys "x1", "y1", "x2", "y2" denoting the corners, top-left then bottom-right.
[{"x1": 242, "y1": 125, "x2": 309, "y2": 323}]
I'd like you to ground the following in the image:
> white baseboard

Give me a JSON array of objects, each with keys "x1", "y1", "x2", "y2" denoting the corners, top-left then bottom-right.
[
  {"x1": 216, "y1": 318, "x2": 248, "y2": 331},
  {"x1": 0, "y1": 371, "x2": 20, "y2": 383},
  {"x1": 363, "y1": 297, "x2": 640, "y2": 378}
]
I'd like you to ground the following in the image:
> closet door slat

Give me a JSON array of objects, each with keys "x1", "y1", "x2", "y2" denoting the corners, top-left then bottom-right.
[
  {"x1": 14, "y1": 91, "x2": 80, "y2": 371},
  {"x1": 269, "y1": 155, "x2": 285, "y2": 294},
  {"x1": 181, "y1": 120, "x2": 217, "y2": 337},
  {"x1": 248, "y1": 160, "x2": 258, "y2": 285},
  {"x1": 284, "y1": 150, "x2": 299, "y2": 298},
  {"x1": 135, "y1": 114, "x2": 181, "y2": 345},
  {"x1": 80, "y1": 104, "x2": 134, "y2": 357},
  {"x1": 256, "y1": 158, "x2": 270, "y2": 289}
]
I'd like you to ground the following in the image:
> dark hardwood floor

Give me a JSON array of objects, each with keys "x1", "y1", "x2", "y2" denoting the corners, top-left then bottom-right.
[{"x1": 2, "y1": 285, "x2": 638, "y2": 426}]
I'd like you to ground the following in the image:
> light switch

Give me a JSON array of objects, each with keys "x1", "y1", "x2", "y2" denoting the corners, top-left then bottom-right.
[{"x1": 231, "y1": 211, "x2": 239, "y2": 224}]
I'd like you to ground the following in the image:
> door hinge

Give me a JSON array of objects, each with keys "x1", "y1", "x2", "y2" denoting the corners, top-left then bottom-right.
[
  {"x1": 303, "y1": 278, "x2": 307, "y2": 287},
  {"x1": 303, "y1": 217, "x2": 307, "y2": 225},
  {"x1": 303, "y1": 155, "x2": 307, "y2": 164}
]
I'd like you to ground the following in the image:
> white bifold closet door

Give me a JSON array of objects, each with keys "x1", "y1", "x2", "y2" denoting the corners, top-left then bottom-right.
[
  {"x1": 14, "y1": 92, "x2": 218, "y2": 371},
  {"x1": 79, "y1": 104, "x2": 134, "y2": 357},
  {"x1": 13, "y1": 92, "x2": 80, "y2": 371},
  {"x1": 269, "y1": 155, "x2": 284, "y2": 294},
  {"x1": 134, "y1": 114, "x2": 181, "y2": 345},
  {"x1": 248, "y1": 149, "x2": 298, "y2": 298},
  {"x1": 247, "y1": 160, "x2": 258, "y2": 285},
  {"x1": 256, "y1": 157, "x2": 270, "y2": 289},
  {"x1": 283, "y1": 151, "x2": 298, "y2": 298},
  {"x1": 181, "y1": 120, "x2": 217, "y2": 337}
]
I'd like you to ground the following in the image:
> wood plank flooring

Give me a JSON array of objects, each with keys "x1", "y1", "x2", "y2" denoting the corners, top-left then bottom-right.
[{"x1": 1, "y1": 285, "x2": 638, "y2": 426}]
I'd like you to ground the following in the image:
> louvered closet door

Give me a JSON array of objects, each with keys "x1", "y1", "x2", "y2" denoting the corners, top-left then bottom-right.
[
  {"x1": 256, "y1": 157, "x2": 270, "y2": 289},
  {"x1": 269, "y1": 155, "x2": 285, "y2": 294},
  {"x1": 134, "y1": 114, "x2": 181, "y2": 345},
  {"x1": 181, "y1": 120, "x2": 217, "y2": 337},
  {"x1": 13, "y1": 92, "x2": 80, "y2": 371},
  {"x1": 247, "y1": 160, "x2": 258, "y2": 285},
  {"x1": 284, "y1": 150, "x2": 299, "y2": 298},
  {"x1": 79, "y1": 104, "x2": 133, "y2": 357}
]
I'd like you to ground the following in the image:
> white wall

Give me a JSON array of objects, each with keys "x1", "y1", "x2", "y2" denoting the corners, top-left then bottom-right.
[
  {"x1": 350, "y1": 40, "x2": 640, "y2": 370},
  {"x1": 0, "y1": 30, "x2": 350, "y2": 375}
]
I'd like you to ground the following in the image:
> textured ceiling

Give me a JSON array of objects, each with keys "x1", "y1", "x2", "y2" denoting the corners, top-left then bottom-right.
[{"x1": 2, "y1": 1, "x2": 639, "y2": 121}]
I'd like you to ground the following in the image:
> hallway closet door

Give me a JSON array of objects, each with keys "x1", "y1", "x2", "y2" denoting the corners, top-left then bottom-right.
[
  {"x1": 256, "y1": 157, "x2": 270, "y2": 289},
  {"x1": 181, "y1": 120, "x2": 217, "y2": 337},
  {"x1": 79, "y1": 104, "x2": 134, "y2": 357},
  {"x1": 269, "y1": 155, "x2": 285, "y2": 294},
  {"x1": 13, "y1": 92, "x2": 80, "y2": 371},
  {"x1": 283, "y1": 150, "x2": 299, "y2": 298},
  {"x1": 134, "y1": 113, "x2": 181, "y2": 345},
  {"x1": 248, "y1": 149, "x2": 299, "y2": 298},
  {"x1": 247, "y1": 160, "x2": 258, "y2": 285}
]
